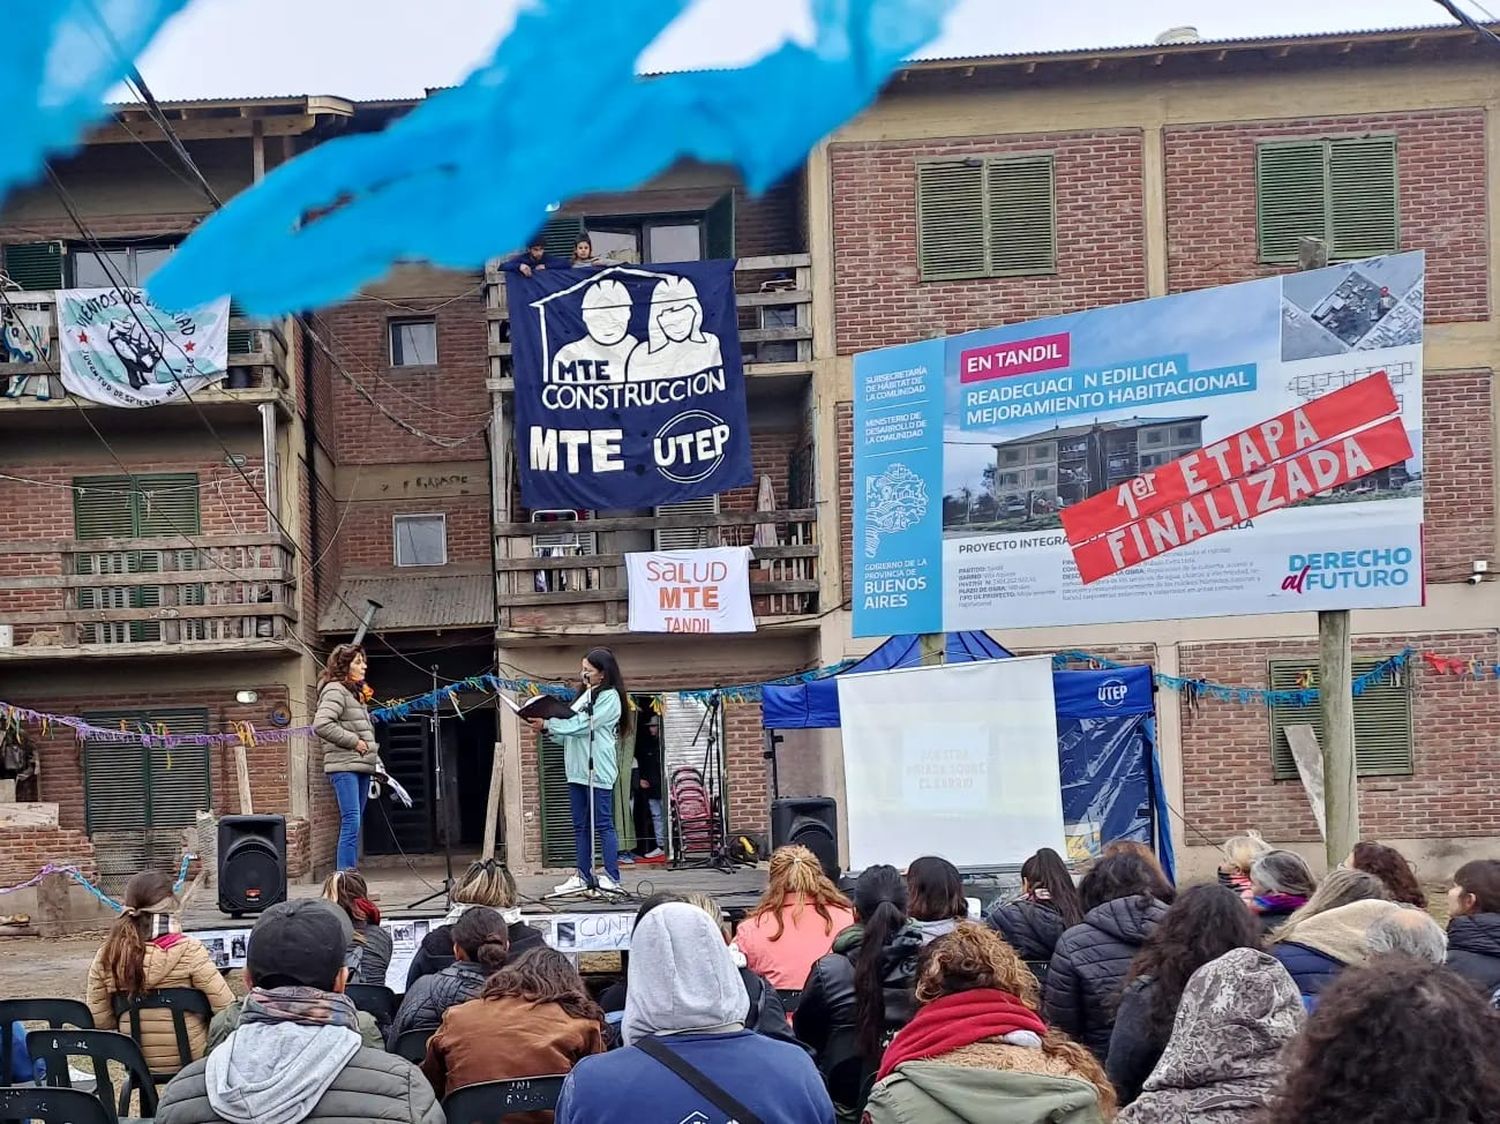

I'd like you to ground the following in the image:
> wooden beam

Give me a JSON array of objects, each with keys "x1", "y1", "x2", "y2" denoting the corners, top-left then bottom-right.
[
  {"x1": 0, "y1": 532, "x2": 291, "y2": 554},
  {"x1": 0, "y1": 638, "x2": 294, "y2": 660},
  {"x1": 4, "y1": 602, "x2": 294, "y2": 626},
  {"x1": 481, "y1": 741, "x2": 504, "y2": 861},
  {"x1": 492, "y1": 544, "x2": 820, "y2": 571},
  {"x1": 499, "y1": 579, "x2": 818, "y2": 608},
  {"x1": 234, "y1": 743, "x2": 254, "y2": 815},
  {"x1": 0, "y1": 568, "x2": 288, "y2": 590},
  {"x1": 494, "y1": 508, "x2": 816, "y2": 537}
]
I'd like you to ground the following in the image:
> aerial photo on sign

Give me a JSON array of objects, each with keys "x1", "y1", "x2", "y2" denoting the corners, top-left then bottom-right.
[{"x1": 851, "y1": 251, "x2": 1425, "y2": 636}]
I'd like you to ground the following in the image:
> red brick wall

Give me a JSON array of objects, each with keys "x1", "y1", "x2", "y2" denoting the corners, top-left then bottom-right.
[
  {"x1": 310, "y1": 291, "x2": 490, "y2": 465},
  {"x1": 1180, "y1": 631, "x2": 1500, "y2": 842},
  {"x1": 1164, "y1": 109, "x2": 1487, "y2": 319},
  {"x1": 829, "y1": 130, "x2": 1147, "y2": 354},
  {"x1": 337, "y1": 495, "x2": 492, "y2": 572},
  {"x1": 1424, "y1": 370, "x2": 1495, "y2": 583},
  {"x1": 735, "y1": 173, "x2": 805, "y2": 258},
  {"x1": 0, "y1": 458, "x2": 267, "y2": 644},
  {"x1": 0, "y1": 828, "x2": 96, "y2": 885},
  {"x1": 720, "y1": 425, "x2": 807, "y2": 514}
]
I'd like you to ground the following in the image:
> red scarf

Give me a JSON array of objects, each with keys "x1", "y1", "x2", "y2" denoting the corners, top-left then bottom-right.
[{"x1": 877, "y1": 989, "x2": 1047, "y2": 1081}]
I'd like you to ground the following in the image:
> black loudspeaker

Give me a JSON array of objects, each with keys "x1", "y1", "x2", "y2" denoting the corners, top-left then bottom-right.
[
  {"x1": 771, "y1": 797, "x2": 840, "y2": 881},
  {"x1": 218, "y1": 814, "x2": 288, "y2": 917}
]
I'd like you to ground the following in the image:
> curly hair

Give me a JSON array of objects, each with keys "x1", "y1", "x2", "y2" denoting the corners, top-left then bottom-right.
[
  {"x1": 915, "y1": 923, "x2": 1116, "y2": 1117},
  {"x1": 1266, "y1": 954, "x2": 1500, "y2": 1124},
  {"x1": 318, "y1": 642, "x2": 365, "y2": 689},
  {"x1": 482, "y1": 946, "x2": 604, "y2": 1027},
  {"x1": 1351, "y1": 841, "x2": 1427, "y2": 908},
  {"x1": 1122, "y1": 883, "x2": 1260, "y2": 1035},
  {"x1": 748, "y1": 845, "x2": 851, "y2": 941}
]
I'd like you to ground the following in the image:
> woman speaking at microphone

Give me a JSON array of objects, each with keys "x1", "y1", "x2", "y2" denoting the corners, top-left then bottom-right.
[{"x1": 527, "y1": 648, "x2": 635, "y2": 894}]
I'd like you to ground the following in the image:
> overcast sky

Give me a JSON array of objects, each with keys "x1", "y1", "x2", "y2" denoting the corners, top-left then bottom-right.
[{"x1": 129, "y1": 0, "x2": 1491, "y2": 102}]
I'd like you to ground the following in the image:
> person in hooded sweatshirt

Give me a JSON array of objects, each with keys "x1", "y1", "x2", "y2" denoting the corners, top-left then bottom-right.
[
  {"x1": 1043, "y1": 850, "x2": 1171, "y2": 1061},
  {"x1": 404, "y1": 859, "x2": 546, "y2": 991},
  {"x1": 1266, "y1": 897, "x2": 1404, "y2": 1011},
  {"x1": 388, "y1": 907, "x2": 511, "y2": 1047},
  {"x1": 1116, "y1": 947, "x2": 1306, "y2": 1124},
  {"x1": 154, "y1": 898, "x2": 440, "y2": 1124},
  {"x1": 865, "y1": 923, "x2": 1115, "y2": 1124},
  {"x1": 1445, "y1": 859, "x2": 1500, "y2": 999},
  {"x1": 555, "y1": 902, "x2": 831, "y2": 1124},
  {"x1": 906, "y1": 856, "x2": 969, "y2": 946},
  {"x1": 986, "y1": 848, "x2": 1084, "y2": 985},
  {"x1": 795, "y1": 865, "x2": 923, "y2": 1119},
  {"x1": 85, "y1": 870, "x2": 235, "y2": 1076}
]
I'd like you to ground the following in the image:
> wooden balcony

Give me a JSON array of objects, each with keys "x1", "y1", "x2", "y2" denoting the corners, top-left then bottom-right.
[
  {"x1": 483, "y1": 253, "x2": 815, "y2": 394},
  {"x1": 0, "y1": 292, "x2": 291, "y2": 416},
  {"x1": 493, "y1": 509, "x2": 820, "y2": 640},
  {"x1": 0, "y1": 532, "x2": 297, "y2": 660}
]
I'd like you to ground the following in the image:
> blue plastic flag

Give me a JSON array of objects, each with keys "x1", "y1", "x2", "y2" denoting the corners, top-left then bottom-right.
[
  {"x1": 1, "y1": 0, "x2": 189, "y2": 202},
  {"x1": 148, "y1": 0, "x2": 955, "y2": 314}
]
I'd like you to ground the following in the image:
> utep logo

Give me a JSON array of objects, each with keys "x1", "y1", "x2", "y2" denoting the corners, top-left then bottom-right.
[
  {"x1": 1097, "y1": 677, "x2": 1130, "y2": 708},
  {"x1": 528, "y1": 267, "x2": 733, "y2": 481}
]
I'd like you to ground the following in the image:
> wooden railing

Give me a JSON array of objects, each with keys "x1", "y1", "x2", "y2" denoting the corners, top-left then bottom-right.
[
  {"x1": 0, "y1": 532, "x2": 297, "y2": 655},
  {"x1": 483, "y1": 253, "x2": 814, "y2": 391},
  {"x1": 0, "y1": 292, "x2": 290, "y2": 405},
  {"x1": 493, "y1": 509, "x2": 819, "y2": 634}
]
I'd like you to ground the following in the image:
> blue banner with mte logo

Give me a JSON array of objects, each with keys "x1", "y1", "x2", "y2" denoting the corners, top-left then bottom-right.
[{"x1": 506, "y1": 260, "x2": 752, "y2": 510}]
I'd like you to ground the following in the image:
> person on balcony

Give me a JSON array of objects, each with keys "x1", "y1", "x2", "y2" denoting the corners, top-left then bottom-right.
[
  {"x1": 500, "y1": 239, "x2": 564, "y2": 277},
  {"x1": 314, "y1": 643, "x2": 380, "y2": 871}
]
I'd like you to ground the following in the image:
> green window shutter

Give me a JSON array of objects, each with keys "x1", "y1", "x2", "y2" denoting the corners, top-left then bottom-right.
[
  {"x1": 73, "y1": 477, "x2": 135, "y2": 540},
  {"x1": 704, "y1": 191, "x2": 736, "y2": 260},
  {"x1": 227, "y1": 299, "x2": 252, "y2": 355},
  {"x1": 133, "y1": 473, "x2": 201, "y2": 537},
  {"x1": 1329, "y1": 137, "x2": 1399, "y2": 260},
  {"x1": 2, "y1": 241, "x2": 65, "y2": 290},
  {"x1": 1268, "y1": 660, "x2": 1413, "y2": 780},
  {"x1": 1257, "y1": 142, "x2": 1329, "y2": 263},
  {"x1": 987, "y1": 156, "x2": 1056, "y2": 275},
  {"x1": 916, "y1": 161, "x2": 986, "y2": 281},
  {"x1": 537, "y1": 731, "x2": 575, "y2": 866},
  {"x1": 540, "y1": 215, "x2": 585, "y2": 260}
]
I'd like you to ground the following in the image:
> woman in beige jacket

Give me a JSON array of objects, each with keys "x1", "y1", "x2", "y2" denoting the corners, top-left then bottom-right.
[
  {"x1": 85, "y1": 870, "x2": 234, "y2": 1076},
  {"x1": 314, "y1": 643, "x2": 379, "y2": 871}
]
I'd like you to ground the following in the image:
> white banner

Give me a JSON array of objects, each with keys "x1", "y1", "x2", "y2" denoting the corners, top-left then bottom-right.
[
  {"x1": 837, "y1": 656, "x2": 1064, "y2": 870},
  {"x1": 626, "y1": 546, "x2": 755, "y2": 633},
  {"x1": 57, "y1": 287, "x2": 230, "y2": 407}
]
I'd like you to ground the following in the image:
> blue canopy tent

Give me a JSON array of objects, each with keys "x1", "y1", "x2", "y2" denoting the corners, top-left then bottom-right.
[{"x1": 761, "y1": 631, "x2": 1175, "y2": 880}]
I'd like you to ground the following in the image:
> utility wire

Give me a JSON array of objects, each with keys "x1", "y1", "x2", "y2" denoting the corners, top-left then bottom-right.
[{"x1": 1432, "y1": 0, "x2": 1500, "y2": 47}]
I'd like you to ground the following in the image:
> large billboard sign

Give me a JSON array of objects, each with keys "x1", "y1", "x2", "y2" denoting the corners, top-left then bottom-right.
[{"x1": 851, "y1": 252, "x2": 1425, "y2": 637}]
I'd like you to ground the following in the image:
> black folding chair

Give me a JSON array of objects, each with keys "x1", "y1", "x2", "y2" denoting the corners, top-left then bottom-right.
[
  {"x1": 26, "y1": 1030, "x2": 158, "y2": 1124},
  {"x1": 0, "y1": 1085, "x2": 111, "y2": 1124},
  {"x1": 0, "y1": 1001, "x2": 94, "y2": 1085},
  {"x1": 442, "y1": 1075, "x2": 567, "y2": 1124},
  {"x1": 111, "y1": 988, "x2": 212, "y2": 1079},
  {"x1": 345, "y1": 985, "x2": 398, "y2": 1028},
  {"x1": 389, "y1": 1028, "x2": 433, "y2": 1064}
]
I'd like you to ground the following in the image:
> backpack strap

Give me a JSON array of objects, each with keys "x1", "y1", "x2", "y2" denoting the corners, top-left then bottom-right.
[{"x1": 636, "y1": 1035, "x2": 765, "y2": 1124}]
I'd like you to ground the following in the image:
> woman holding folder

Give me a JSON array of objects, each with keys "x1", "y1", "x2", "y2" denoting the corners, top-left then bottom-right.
[{"x1": 526, "y1": 647, "x2": 635, "y2": 895}]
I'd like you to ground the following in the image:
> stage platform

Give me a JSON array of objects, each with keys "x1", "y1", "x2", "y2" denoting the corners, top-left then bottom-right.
[{"x1": 182, "y1": 857, "x2": 770, "y2": 988}]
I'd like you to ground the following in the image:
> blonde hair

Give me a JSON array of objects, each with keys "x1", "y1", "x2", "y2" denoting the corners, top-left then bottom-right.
[
  {"x1": 1223, "y1": 831, "x2": 1272, "y2": 873},
  {"x1": 915, "y1": 923, "x2": 1116, "y2": 1116},
  {"x1": 748, "y1": 845, "x2": 851, "y2": 941},
  {"x1": 453, "y1": 859, "x2": 518, "y2": 910},
  {"x1": 321, "y1": 870, "x2": 375, "y2": 943},
  {"x1": 681, "y1": 891, "x2": 728, "y2": 939}
]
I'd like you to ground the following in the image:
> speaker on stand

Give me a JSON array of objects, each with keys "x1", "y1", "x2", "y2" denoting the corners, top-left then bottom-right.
[
  {"x1": 218, "y1": 814, "x2": 287, "y2": 917},
  {"x1": 771, "y1": 796, "x2": 840, "y2": 882}
]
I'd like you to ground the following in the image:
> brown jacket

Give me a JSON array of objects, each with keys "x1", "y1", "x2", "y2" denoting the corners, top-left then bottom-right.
[
  {"x1": 422, "y1": 994, "x2": 605, "y2": 1118},
  {"x1": 85, "y1": 936, "x2": 236, "y2": 1075},
  {"x1": 316, "y1": 680, "x2": 379, "y2": 775}
]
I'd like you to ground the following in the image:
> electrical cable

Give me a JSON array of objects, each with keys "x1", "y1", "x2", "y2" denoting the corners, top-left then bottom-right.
[{"x1": 1432, "y1": 0, "x2": 1500, "y2": 47}]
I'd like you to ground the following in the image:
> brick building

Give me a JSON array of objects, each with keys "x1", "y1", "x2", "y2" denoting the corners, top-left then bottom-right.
[
  {"x1": 810, "y1": 23, "x2": 1500, "y2": 878},
  {"x1": 3, "y1": 23, "x2": 1499, "y2": 891}
]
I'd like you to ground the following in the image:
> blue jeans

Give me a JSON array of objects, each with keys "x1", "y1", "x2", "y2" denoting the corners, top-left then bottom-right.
[
  {"x1": 569, "y1": 782, "x2": 619, "y2": 882},
  {"x1": 330, "y1": 771, "x2": 368, "y2": 870},
  {"x1": 647, "y1": 797, "x2": 664, "y2": 852}
]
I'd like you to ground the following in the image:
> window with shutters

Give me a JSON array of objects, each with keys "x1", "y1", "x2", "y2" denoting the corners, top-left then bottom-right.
[
  {"x1": 1267, "y1": 659, "x2": 1413, "y2": 780},
  {"x1": 1256, "y1": 137, "x2": 1399, "y2": 263},
  {"x1": 916, "y1": 155, "x2": 1056, "y2": 281},
  {"x1": 82, "y1": 706, "x2": 211, "y2": 891},
  {"x1": 73, "y1": 474, "x2": 202, "y2": 644},
  {"x1": 1, "y1": 242, "x2": 65, "y2": 291}
]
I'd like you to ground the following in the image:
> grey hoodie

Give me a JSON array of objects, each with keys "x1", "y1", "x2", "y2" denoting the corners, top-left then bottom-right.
[
  {"x1": 622, "y1": 902, "x2": 749, "y2": 1046},
  {"x1": 206, "y1": 1022, "x2": 361, "y2": 1124}
]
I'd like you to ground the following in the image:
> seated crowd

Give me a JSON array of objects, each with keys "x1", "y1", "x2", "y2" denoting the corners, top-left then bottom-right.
[{"x1": 47, "y1": 839, "x2": 1500, "y2": 1124}]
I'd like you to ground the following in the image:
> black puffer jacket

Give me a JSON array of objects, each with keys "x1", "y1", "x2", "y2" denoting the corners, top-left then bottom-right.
[
  {"x1": 1447, "y1": 912, "x2": 1500, "y2": 997},
  {"x1": 403, "y1": 918, "x2": 547, "y2": 991},
  {"x1": 387, "y1": 960, "x2": 487, "y2": 1047},
  {"x1": 793, "y1": 922, "x2": 923, "y2": 1109},
  {"x1": 1043, "y1": 894, "x2": 1169, "y2": 1060},
  {"x1": 987, "y1": 898, "x2": 1067, "y2": 981}
]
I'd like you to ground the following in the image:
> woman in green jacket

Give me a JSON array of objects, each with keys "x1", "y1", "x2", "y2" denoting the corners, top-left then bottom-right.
[{"x1": 527, "y1": 647, "x2": 635, "y2": 895}]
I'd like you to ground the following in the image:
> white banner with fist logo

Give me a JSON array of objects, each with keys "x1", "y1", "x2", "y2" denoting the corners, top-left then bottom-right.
[{"x1": 56, "y1": 287, "x2": 230, "y2": 407}]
